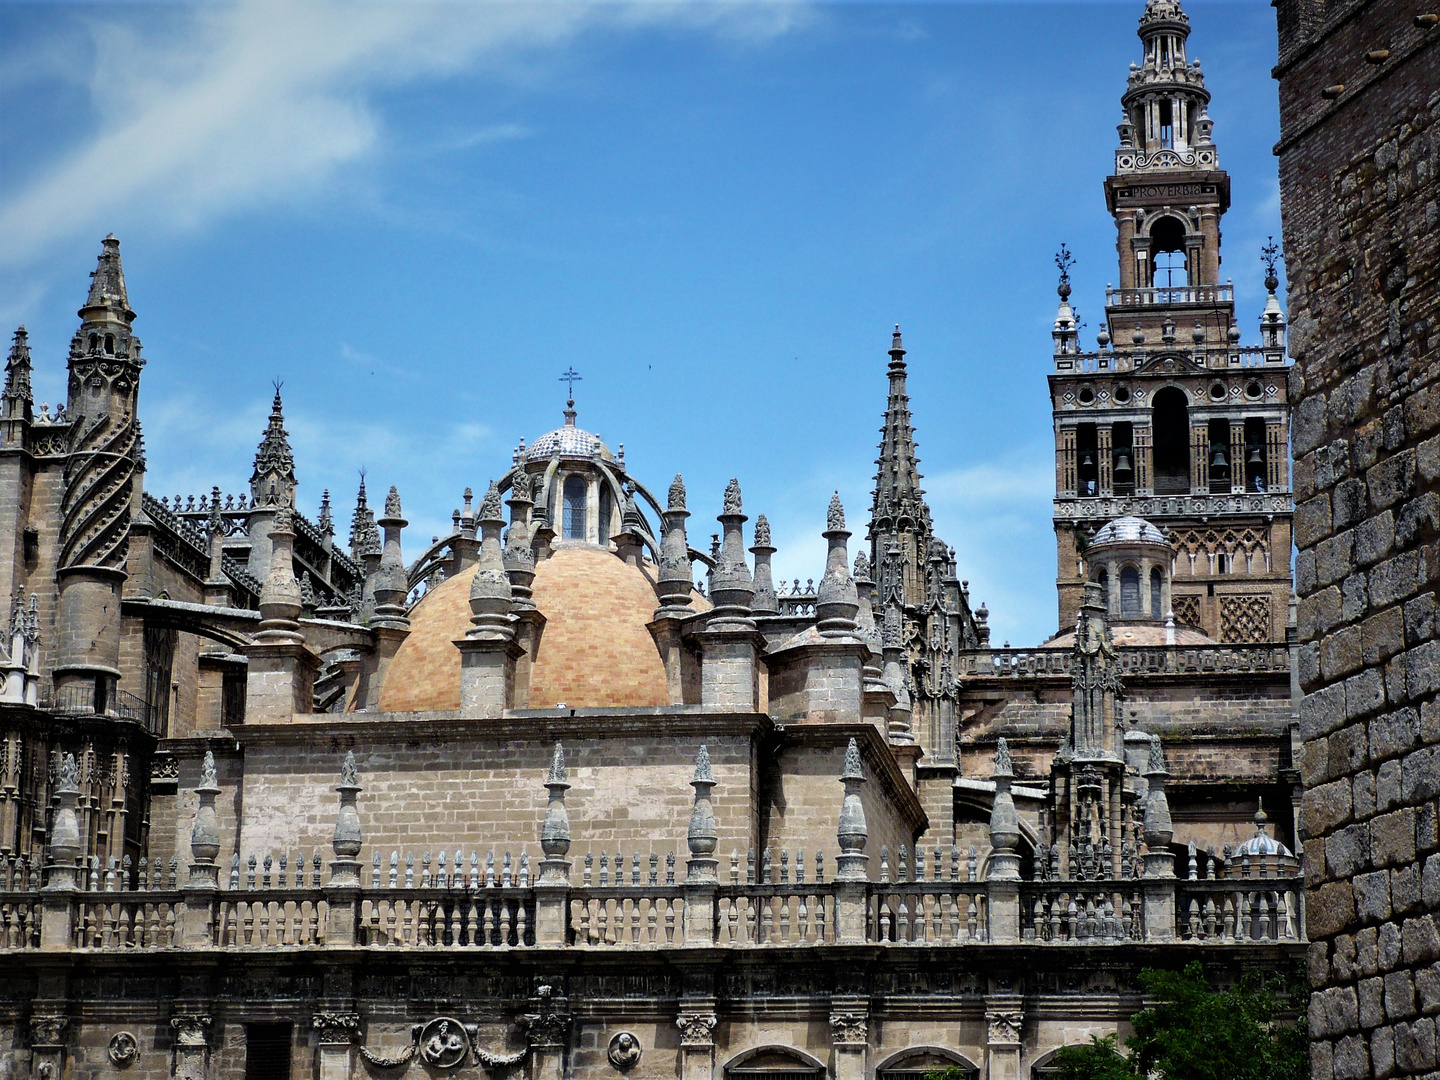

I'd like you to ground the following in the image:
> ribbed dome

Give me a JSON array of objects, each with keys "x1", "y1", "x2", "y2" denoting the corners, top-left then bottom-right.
[
  {"x1": 1232, "y1": 831, "x2": 1292, "y2": 858},
  {"x1": 1090, "y1": 516, "x2": 1168, "y2": 546},
  {"x1": 378, "y1": 547, "x2": 697, "y2": 712},
  {"x1": 524, "y1": 405, "x2": 613, "y2": 463}
]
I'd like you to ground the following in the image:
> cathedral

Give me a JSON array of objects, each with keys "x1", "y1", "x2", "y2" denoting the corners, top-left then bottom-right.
[{"x1": 0, "y1": 5, "x2": 1304, "y2": 1080}]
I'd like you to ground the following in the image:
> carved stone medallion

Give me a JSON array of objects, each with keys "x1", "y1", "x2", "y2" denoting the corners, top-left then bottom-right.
[
  {"x1": 607, "y1": 1032, "x2": 642, "y2": 1071},
  {"x1": 417, "y1": 1018, "x2": 470, "y2": 1069},
  {"x1": 108, "y1": 1032, "x2": 139, "y2": 1068}
]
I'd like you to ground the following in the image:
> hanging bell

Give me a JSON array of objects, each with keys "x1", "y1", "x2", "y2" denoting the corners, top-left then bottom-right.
[
  {"x1": 1210, "y1": 444, "x2": 1229, "y2": 473},
  {"x1": 1113, "y1": 450, "x2": 1134, "y2": 480},
  {"x1": 1247, "y1": 446, "x2": 1263, "y2": 467},
  {"x1": 1080, "y1": 450, "x2": 1095, "y2": 470}
]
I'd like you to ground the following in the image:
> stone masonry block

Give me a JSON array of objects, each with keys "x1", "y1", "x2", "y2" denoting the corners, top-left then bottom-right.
[
  {"x1": 1371, "y1": 707, "x2": 1420, "y2": 759},
  {"x1": 1306, "y1": 777, "x2": 1354, "y2": 836},
  {"x1": 1356, "y1": 512, "x2": 1398, "y2": 566},
  {"x1": 1372, "y1": 807, "x2": 1419, "y2": 868},
  {"x1": 1403, "y1": 743, "x2": 1440, "y2": 802},
  {"x1": 1356, "y1": 870, "x2": 1393, "y2": 922},
  {"x1": 1388, "y1": 970, "x2": 1419, "y2": 1020},
  {"x1": 1311, "y1": 880, "x2": 1358, "y2": 939}
]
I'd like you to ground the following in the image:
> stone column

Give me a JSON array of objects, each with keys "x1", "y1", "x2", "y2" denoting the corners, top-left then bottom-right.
[
  {"x1": 986, "y1": 740, "x2": 1021, "y2": 944},
  {"x1": 697, "y1": 479, "x2": 759, "y2": 710},
  {"x1": 182, "y1": 752, "x2": 221, "y2": 947},
  {"x1": 675, "y1": 1012, "x2": 718, "y2": 1080},
  {"x1": 983, "y1": 1003, "x2": 1023, "y2": 1080},
  {"x1": 834, "y1": 738, "x2": 869, "y2": 945},
  {"x1": 312, "y1": 1014, "x2": 361, "y2": 1080},
  {"x1": 326, "y1": 751, "x2": 363, "y2": 945},
  {"x1": 244, "y1": 506, "x2": 321, "y2": 717},
  {"x1": 829, "y1": 999, "x2": 868, "y2": 1080},
  {"x1": 683, "y1": 746, "x2": 718, "y2": 946},
  {"x1": 170, "y1": 1015, "x2": 212, "y2": 1080},
  {"x1": 535, "y1": 743, "x2": 572, "y2": 946}
]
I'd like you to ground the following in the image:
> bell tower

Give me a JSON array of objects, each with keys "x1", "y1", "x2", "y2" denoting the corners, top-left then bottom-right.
[{"x1": 1048, "y1": 0, "x2": 1293, "y2": 646}]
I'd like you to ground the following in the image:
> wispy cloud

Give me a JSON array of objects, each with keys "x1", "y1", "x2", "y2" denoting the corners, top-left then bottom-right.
[{"x1": 0, "y1": 0, "x2": 808, "y2": 273}]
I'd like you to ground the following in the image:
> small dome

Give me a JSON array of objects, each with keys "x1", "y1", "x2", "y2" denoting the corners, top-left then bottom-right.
[
  {"x1": 1090, "y1": 516, "x2": 1168, "y2": 546},
  {"x1": 378, "y1": 547, "x2": 710, "y2": 712},
  {"x1": 524, "y1": 403, "x2": 613, "y2": 463},
  {"x1": 1233, "y1": 832, "x2": 1292, "y2": 858}
]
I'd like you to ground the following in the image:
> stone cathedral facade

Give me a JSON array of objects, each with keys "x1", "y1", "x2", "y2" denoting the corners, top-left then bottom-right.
[{"x1": 1, "y1": 5, "x2": 1304, "y2": 1080}]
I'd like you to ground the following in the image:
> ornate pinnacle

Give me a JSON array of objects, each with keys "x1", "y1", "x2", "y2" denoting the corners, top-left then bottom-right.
[
  {"x1": 1145, "y1": 734, "x2": 1168, "y2": 776},
  {"x1": 722, "y1": 478, "x2": 742, "y2": 515},
  {"x1": 841, "y1": 737, "x2": 863, "y2": 782},
  {"x1": 687, "y1": 744, "x2": 718, "y2": 876},
  {"x1": 4, "y1": 327, "x2": 32, "y2": 402},
  {"x1": 826, "y1": 492, "x2": 846, "y2": 532},
  {"x1": 208, "y1": 486, "x2": 224, "y2": 534},
  {"x1": 854, "y1": 551, "x2": 870, "y2": 580},
  {"x1": 58, "y1": 751, "x2": 79, "y2": 792},
  {"x1": 317, "y1": 489, "x2": 333, "y2": 534},
  {"x1": 511, "y1": 471, "x2": 532, "y2": 501},
  {"x1": 199, "y1": 750, "x2": 218, "y2": 790},
  {"x1": 340, "y1": 750, "x2": 358, "y2": 788},
  {"x1": 1261, "y1": 236, "x2": 1282, "y2": 292},
  {"x1": 835, "y1": 738, "x2": 868, "y2": 880},
  {"x1": 1055, "y1": 243, "x2": 1074, "y2": 298},
  {"x1": 383, "y1": 485, "x2": 402, "y2": 519},
  {"x1": 753, "y1": 514, "x2": 772, "y2": 547},
  {"x1": 478, "y1": 481, "x2": 504, "y2": 523},
  {"x1": 882, "y1": 604, "x2": 902, "y2": 649},
  {"x1": 668, "y1": 474, "x2": 686, "y2": 511}
]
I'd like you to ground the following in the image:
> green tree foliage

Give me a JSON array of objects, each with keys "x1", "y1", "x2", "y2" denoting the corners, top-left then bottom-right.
[{"x1": 1047, "y1": 962, "x2": 1308, "y2": 1080}]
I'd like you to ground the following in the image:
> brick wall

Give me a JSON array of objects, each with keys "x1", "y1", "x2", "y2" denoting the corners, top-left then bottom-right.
[{"x1": 1274, "y1": 3, "x2": 1440, "y2": 1077}]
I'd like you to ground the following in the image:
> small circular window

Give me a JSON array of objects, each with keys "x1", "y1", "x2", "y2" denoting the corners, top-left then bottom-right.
[
  {"x1": 1114, "y1": 385, "x2": 1131, "y2": 403},
  {"x1": 1246, "y1": 380, "x2": 1263, "y2": 399},
  {"x1": 1077, "y1": 388, "x2": 1095, "y2": 405},
  {"x1": 1209, "y1": 382, "x2": 1227, "y2": 401}
]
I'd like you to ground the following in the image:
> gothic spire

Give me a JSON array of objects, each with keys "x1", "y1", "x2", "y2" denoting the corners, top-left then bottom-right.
[
  {"x1": 250, "y1": 386, "x2": 297, "y2": 507},
  {"x1": 871, "y1": 326, "x2": 926, "y2": 530},
  {"x1": 4, "y1": 327, "x2": 32, "y2": 406},
  {"x1": 349, "y1": 474, "x2": 379, "y2": 559},
  {"x1": 83, "y1": 235, "x2": 133, "y2": 318}
]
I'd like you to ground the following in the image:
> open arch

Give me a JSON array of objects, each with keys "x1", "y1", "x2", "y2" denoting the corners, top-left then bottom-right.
[
  {"x1": 1149, "y1": 215, "x2": 1189, "y2": 287},
  {"x1": 722, "y1": 1047, "x2": 825, "y2": 1080},
  {"x1": 877, "y1": 1048, "x2": 980, "y2": 1080},
  {"x1": 1152, "y1": 386, "x2": 1190, "y2": 494}
]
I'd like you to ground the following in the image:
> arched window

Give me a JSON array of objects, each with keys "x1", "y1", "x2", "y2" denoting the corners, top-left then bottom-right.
[
  {"x1": 598, "y1": 483, "x2": 613, "y2": 543},
  {"x1": 1152, "y1": 387, "x2": 1190, "y2": 495},
  {"x1": 723, "y1": 1049, "x2": 824, "y2": 1080},
  {"x1": 1095, "y1": 567, "x2": 1109, "y2": 609},
  {"x1": 1150, "y1": 567, "x2": 1164, "y2": 617},
  {"x1": 1120, "y1": 566, "x2": 1141, "y2": 617},
  {"x1": 562, "y1": 475, "x2": 587, "y2": 541},
  {"x1": 104, "y1": 333, "x2": 115, "y2": 354},
  {"x1": 88, "y1": 333, "x2": 99, "y2": 353},
  {"x1": 878, "y1": 1050, "x2": 980, "y2": 1080}
]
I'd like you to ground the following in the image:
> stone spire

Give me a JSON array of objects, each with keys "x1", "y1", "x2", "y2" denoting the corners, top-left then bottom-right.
[
  {"x1": 371, "y1": 486, "x2": 409, "y2": 627},
  {"x1": 708, "y1": 479, "x2": 754, "y2": 625},
  {"x1": 503, "y1": 473, "x2": 537, "y2": 610},
  {"x1": 835, "y1": 738, "x2": 868, "y2": 881},
  {"x1": 317, "y1": 489, "x2": 334, "y2": 541},
  {"x1": 3, "y1": 327, "x2": 32, "y2": 414},
  {"x1": 816, "y1": 493, "x2": 860, "y2": 636},
  {"x1": 84, "y1": 235, "x2": 132, "y2": 314},
  {"x1": 257, "y1": 506, "x2": 304, "y2": 641},
  {"x1": 686, "y1": 745, "x2": 718, "y2": 883},
  {"x1": 987, "y1": 738, "x2": 1021, "y2": 880},
  {"x1": 467, "y1": 481, "x2": 514, "y2": 641},
  {"x1": 749, "y1": 514, "x2": 778, "y2": 615},
  {"x1": 250, "y1": 387, "x2": 297, "y2": 508},
  {"x1": 1070, "y1": 581, "x2": 1123, "y2": 759},
  {"x1": 655, "y1": 475, "x2": 693, "y2": 617},
  {"x1": 870, "y1": 326, "x2": 928, "y2": 542}
]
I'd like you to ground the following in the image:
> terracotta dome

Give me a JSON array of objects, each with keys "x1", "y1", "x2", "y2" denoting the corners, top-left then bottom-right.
[{"x1": 378, "y1": 546, "x2": 687, "y2": 712}]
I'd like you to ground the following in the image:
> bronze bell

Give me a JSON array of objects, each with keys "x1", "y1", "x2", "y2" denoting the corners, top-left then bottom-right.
[
  {"x1": 1247, "y1": 446, "x2": 1263, "y2": 467},
  {"x1": 1080, "y1": 450, "x2": 1095, "y2": 469},
  {"x1": 1210, "y1": 444, "x2": 1229, "y2": 472},
  {"x1": 1114, "y1": 449, "x2": 1134, "y2": 480}
]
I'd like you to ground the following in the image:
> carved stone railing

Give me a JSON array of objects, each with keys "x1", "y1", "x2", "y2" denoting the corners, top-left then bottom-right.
[
  {"x1": 1177, "y1": 877, "x2": 1303, "y2": 943},
  {"x1": 1106, "y1": 283, "x2": 1234, "y2": 307},
  {"x1": 570, "y1": 887, "x2": 684, "y2": 946},
  {"x1": 871, "y1": 882, "x2": 987, "y2": 944},
  {"x1": 958, "y1": 642, "x2": 1292, "y2": 678},
  {"x1": 1053, "y1": 491, "x2": 1294, "y2": 519},
  {"x1": 359, "y1": 889, "x2": 535, "y2": 948},
  {"x1": 0, "y1": 893, "x2": 39, "y2": 950},
  {"x1": 1021, "y1": 881, "x2": 1145, "y2": 942}
]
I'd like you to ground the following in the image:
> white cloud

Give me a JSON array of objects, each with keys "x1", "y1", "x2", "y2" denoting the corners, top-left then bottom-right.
[{"x1": 0, "y1": 0, "x2": 809, "y2": 272}]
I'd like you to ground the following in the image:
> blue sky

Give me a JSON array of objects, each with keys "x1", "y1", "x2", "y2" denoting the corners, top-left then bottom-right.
[{"x1": 0, "y1": 0, "x2": 1284, "y2": 647}]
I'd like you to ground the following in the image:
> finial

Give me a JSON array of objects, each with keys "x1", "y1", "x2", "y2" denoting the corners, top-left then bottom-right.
[
  {"x1": 826, "y1": 492, "x2": 845, "y2": 532},
  {"x1": 340, "y1": 750, "x2": 358, "y2": 788},
  {"x1": 384, "y1": 485, "x2": 402, "y2": 518},
  {"x1": 478, "y1": 481, "x2": 504, "y2": 523},
  {"x1": 1261, "y1": 236, "x2": 1281, "y2": 292},
  {"x1": 994, "y1": 737, "x2": 1013, "y2": 777},
  {"x1": 754, "y1": 513, "x2": 771, "y2": 547},
  {"x1": 547, "y1": 742, "x2": 567, "y2": 785},
  {"x1": 1146, "y1": 734, "x2": 1168, "y2": 775},
  {"x1": 668, "y1": 474, "x2": 686, "y2": 511},
  {"x1": 693, "y1": 744, "x2": 713, "y2": 784},
  {"x1": 317, "y1": 489, "x2": 333, "y2": 533},
  {"x1": 1055, "y1": 243, "x2": 1074, "y2": 299},
  {"x1": 841, "y1": 737, "x2": 863, "y2": 781},
  {"x1": 854, "y1": 550, "x2": 870, "y2": 579},
  {"x1": 722, "y1": 478, "x2": 742, "y2": 515},
  {"x1": 58, "y1": 751, "x2": 79, "y2": 792},
  {"x1": 1254, "y1": 798, "x2": 1269, "y2": 833},
  {"x1": 199, "y1": 750, "x2": 217, "y2": 788}
]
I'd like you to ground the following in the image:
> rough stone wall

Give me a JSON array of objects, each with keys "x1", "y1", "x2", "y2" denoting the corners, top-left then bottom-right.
[{"x1": 1274, "y1": 3, "x2": 1440, "y2": 1078}]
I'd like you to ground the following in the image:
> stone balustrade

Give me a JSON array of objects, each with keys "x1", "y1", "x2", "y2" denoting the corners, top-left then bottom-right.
[{"x1": 958, "y1": 641, "x2": 1292, "y2": 677}]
